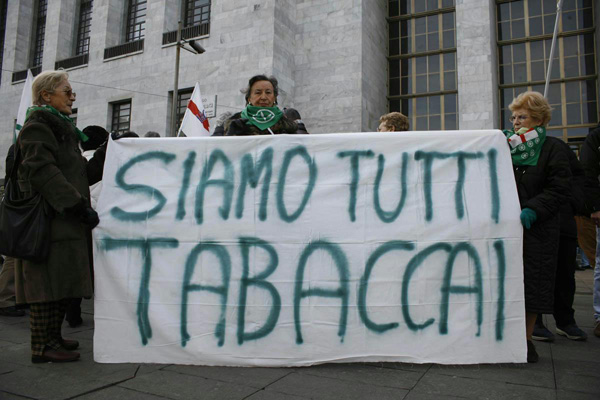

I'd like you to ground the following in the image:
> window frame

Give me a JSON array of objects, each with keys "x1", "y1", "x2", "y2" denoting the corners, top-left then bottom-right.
[
  {"x1": 111, "y1": 100, "x2": 132, "y2": 135},
  {"x1": 126, "y1": 0, "x2": 147, "y2": 43},
  {"x1": 496, "y1": 0, "x2": 598, "y2": 141},
  {"x1": 30, "y1": 0, "x2": 48, "y2": 68},
  {"x1": 75, "y1": 0, "x2": 94, "y2": 56},
  {"x1": 387, "y1": 0, "x2": 459, "y2": 131},
  {"x1": 184, "y1": 0, "x2": 211, "y2": 28},
  {"x1": 0, "y1": 0, "x2": 8, "y2": 85},
  {"x1": 176, "y1": 88, "x2": 194, "y2": 130}
]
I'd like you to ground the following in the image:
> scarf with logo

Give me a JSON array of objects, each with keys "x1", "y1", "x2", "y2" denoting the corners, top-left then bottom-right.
[
  {"x1": 241, "y1": 105, "x2": 283, "y2": 131},
  {"x1": 503, "y1": 126, "x2": 546, "y2": 166}
]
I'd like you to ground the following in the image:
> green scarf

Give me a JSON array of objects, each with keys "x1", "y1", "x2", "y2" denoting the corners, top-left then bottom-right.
[
  {"x1": 503, "y1": 126, "x2": 546, "y2": 166},
  {"x1": 241, "y1": 105, "x2": 283, "y2": 131},
  {"x1": 25, "y1": 105, "x2": 88, "y2": 143}
]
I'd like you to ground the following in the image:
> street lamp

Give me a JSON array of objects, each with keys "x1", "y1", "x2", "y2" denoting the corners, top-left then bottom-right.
[{"x1": 170, "y1": 21, "x2": 206, "y2": 137}]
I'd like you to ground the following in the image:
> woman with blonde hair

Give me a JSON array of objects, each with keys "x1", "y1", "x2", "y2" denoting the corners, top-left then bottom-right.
[
  {"x1": 503, "y1": 91, "x2": 570, "y2": 362},
  {"x1": 14, "y1": 70, "x2": 105, "y2": 363}
]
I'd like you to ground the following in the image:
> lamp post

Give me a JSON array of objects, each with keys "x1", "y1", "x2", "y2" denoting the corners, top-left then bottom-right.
[{"x1": 170, "y1": 21, "x2": 206, "y2": 137}]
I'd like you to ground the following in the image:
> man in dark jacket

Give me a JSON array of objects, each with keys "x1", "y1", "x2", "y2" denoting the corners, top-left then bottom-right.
[
  {"x1": 533, "y1": 140, "x2": 587, "y2": 341},
  {"x1": 580, "y1": 122, "x2": 600, "y2": 338},
  {"x1": 0, "y1": 145, "x2": 25, "y2": 317}
]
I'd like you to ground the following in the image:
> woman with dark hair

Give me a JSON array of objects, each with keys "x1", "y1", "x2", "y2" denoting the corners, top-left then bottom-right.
[
  {"x1": 223, "y1": 75, "x2": 300, "y2": 136},
  {"x1": 503, "y1": 91, "x2": 570, "y2": 363}
]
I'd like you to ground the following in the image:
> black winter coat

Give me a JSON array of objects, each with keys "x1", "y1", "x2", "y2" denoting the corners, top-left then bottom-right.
[
  {"x1": 223, "y1": 112, "x2": 299, "y2": 136},
  {"x1": 512, "y1": 137, "x2": 571, "y2": 314},
  {"x1": 14, "y1": 109, "x2": 105, "y2": 303},
  {"x1": 554, "y1": 139, "x2": 586, "y2": 238},
  {"x1": 580, "y1": 123, "x2": 600, "y2": 213}
]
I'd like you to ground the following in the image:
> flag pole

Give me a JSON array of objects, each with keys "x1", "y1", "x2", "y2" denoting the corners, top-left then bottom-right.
[
  {"x1": 544, "y1": 0, "x2": 564, "y2": 98},
  {"x1": 170, "y1": 20, "x2": 182, "y2": 137}
]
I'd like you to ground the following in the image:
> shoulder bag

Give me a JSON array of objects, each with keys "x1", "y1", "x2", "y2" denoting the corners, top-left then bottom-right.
[{"x1": 0, "y1": 145, "x2": 53, "y2": 262}]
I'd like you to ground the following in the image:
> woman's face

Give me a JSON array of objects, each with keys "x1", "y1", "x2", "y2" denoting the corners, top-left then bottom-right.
[
  {"x1": 248, "y1": 80, "x2": 276, "y2": 107},
  {"x1": 43, "y1": 79, "x2": 76, "y2": 114},
  {"x1": 511, "y1": 107, "x2": 541, "y2": 130}
]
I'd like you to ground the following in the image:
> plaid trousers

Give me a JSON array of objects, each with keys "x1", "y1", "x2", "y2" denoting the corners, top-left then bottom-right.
[{"x1": 29, "y1": 300, "x2": 68, "y2": 356}]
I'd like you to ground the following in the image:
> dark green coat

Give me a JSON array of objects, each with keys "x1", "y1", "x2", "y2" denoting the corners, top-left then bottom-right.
[{"x1": 14, "y1": 109, "x2": 105, "y2": 304}]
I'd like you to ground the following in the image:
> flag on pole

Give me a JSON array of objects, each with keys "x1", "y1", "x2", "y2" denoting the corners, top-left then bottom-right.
[
  {"x1": 177, "y1": 83, "x2": 210, "y2": 137},
  {"x1": 14, "y1": 69, "x2": 34, "y2": 143}
]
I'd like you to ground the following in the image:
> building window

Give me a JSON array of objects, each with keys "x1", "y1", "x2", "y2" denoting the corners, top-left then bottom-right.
[
  {"x1": 184, "y1": 0, "x2": 211, "y2": 27},
  {"x1": 126, "y1": 0, "x2": 146, "y2": 42},
  {"x1": 76, "y1": 0, "x2": 93, "y2": 55},
  {"x1": 0, "y1": 0, "x2": 7, "y2": 84},
  {"x1": 388, "y1": 0, "x2": 458, "y2": 130},
  {"x1": 111, "y1": 101, "x2": 132, "y2": 135},
  {"x1": 176, "y1": 88, "x2": 194, "y2": 129},
  {"x1": 31, "y1": 0, "x2": 48, "y2": 68},
  {"x1": 497, "y1": 0, "x2": 597, "y2": 141}
]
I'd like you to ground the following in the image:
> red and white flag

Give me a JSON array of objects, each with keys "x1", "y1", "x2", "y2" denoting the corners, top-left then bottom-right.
[{"x1": 177, "y1": 83, "x2": 210, "y2": 137}]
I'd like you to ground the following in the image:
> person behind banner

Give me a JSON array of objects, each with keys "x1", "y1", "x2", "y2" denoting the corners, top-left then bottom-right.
[
  {"x1": 579, "y1": 121, "x2": 600, "y2": 338},
  {"x1": 224, "y1": 75, "x2": 300, "y2": 136},
  {"x1": 378, "y1": 112, "x2": 409, "y2": 132},
  {"x1": 13, "y1": 70, "x2": 108, "y2": 364},
  {"x1": 0, "y1": 145, "x2": 26, "y2": 318},
  {"x1": 503, "y1": 91, "x2": 570, "y2": 363},
  {"x1": 283, "y1": 107, "x2": 309, "y2": 134},
  {"x1": 531, "y1": 138, "x2": 588, "y2": 343}
]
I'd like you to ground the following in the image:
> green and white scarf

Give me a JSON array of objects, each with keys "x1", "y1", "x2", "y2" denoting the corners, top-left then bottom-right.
[
  {"x1": 503, "y1": 126, "x2": 546, "y2": 166},
  {"x1": 25, "y1": 105, "x2": 88, "y2": 142},
  {"x1": 241, "y1": 105, "x2": 283, "y2": 131}
]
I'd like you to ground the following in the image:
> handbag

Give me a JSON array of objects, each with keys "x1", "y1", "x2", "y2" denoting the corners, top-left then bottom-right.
[{"x1": 0, "y1": 145, "x2": 53, "y2": 263}]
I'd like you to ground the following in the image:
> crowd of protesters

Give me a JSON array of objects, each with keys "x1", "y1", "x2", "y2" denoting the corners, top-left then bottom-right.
[{"x1": 0, "y1": 71, "x2": 599, "y2": 366}]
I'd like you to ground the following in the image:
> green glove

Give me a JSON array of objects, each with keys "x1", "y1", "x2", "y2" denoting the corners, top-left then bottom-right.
[{"x1": 520, "y1": 208, "x2": 537, "y2": 229}]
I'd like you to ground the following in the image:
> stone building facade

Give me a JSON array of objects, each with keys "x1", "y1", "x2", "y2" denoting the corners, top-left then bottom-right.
[{"x1": 0, "y1": 0, "x2": 599, "y2": 178}]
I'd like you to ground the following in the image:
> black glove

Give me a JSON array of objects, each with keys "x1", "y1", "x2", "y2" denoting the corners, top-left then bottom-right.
[
  {"x1": 65, "y1": 200, "x2": 100, "y2": 229},
  {"x1": 227, "y1": 119, "x2": 249, "y2": 136},
  {"x1": 111, "y1": 131, "x2": 139, "y2": 141},
  {"x1": 80, "y1": 207, "x2": 100, "y2": 229}
]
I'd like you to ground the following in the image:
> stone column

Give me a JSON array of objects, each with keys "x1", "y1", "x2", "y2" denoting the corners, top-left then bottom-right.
[
  {"x1": 9, "y1": 0, "x2": 35, "y2": 72},
  {"x1": 294, "y1": 0, "x2": 363, "y2": 133},
  {"x1": 361, "y1": 0, "x2": 388, "y2": 131},
  {"x1": 43, "y1": 0, "x2": 77, "y2": 69},
  {"x1": 455, "y1": 0, "x2": 498, "y2": 129},
  {"x1": 272, "y1": 0, "x2": 296, "y2": 107}
]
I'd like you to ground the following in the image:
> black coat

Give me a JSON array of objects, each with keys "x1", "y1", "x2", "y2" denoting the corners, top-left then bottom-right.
[
  {"x1": 223, "y1": 112, "x2": 299, "y2": 136},
  {"x1": 4, "y1": 144, "x2": 15, "y2": 185},
  {"x1": 14, "y1": 109, "x2": 105, "y2": 303},
  {"x1": 554, "y1": 139, "x2": 586, "y2": 238},
  {"x1": 512, "y1": 137, "x2": 571, "y2": 314},
  {"x1": 580, "y1": 123, "x2": 600, "y2": 213}
]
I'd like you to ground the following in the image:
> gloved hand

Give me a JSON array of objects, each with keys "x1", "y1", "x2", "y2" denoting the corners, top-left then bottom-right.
[
  {"x1": 111, "y1": 131, "x2": 139, "y2": 141},
  {"x1": 520, "y1": 208, "x2": 537, "y2": 229},
  {"x1": 227, "y1": 119, "x2": 249, "y2": 136},
  {"x1": 65, "y1": 200, "x2": 100, "y2": 229}
]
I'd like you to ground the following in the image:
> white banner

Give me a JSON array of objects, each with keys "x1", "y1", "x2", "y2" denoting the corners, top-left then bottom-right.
[{"x1": 93, "y1": 131, "x2": 526, "y2": 366}]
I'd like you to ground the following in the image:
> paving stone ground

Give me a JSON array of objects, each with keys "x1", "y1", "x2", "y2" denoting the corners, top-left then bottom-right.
[{"x1": 0, "y1": 270, "x2": 598, "y2": 400}]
